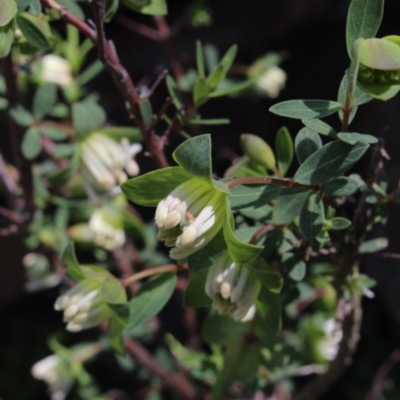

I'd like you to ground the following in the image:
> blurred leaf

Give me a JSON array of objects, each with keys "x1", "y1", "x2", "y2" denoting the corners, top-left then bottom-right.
[
  {"x1": 360, "y1": 38, "x2": 400, "y2": 70},
  {"x1": 329, "y1": 217, "x2": 352, "y2": 230},
  {"x1": 346, "y1": 0, "x2": 384, "y2": 56},
  {"x1": 33, "y1": 83, "x2": 57, "y2": 120},
  {"x1": 99, "y1": 126, "x2": 142, "y2": 142},
  {"x1": 299, "y1": 193, "x2": 325, "y2": 239},
  {"x1": 78, "y1": 60, "x2": 104, "y2": 85},
  {"x1": 21, "y1": 127, "x2": 41, "y2": 159},
  {"x1": 139, "y1": 97, "x2": 153, "y2": 128},
  {"x1": 183, "y1": 267, "x2": 213, "y2": 307},
  {"x1": 294, "y1": 141, "x2": 369, "y2": 185},
  {"x1": 57, "y1": 0, "x2": 84, "y2": 19},
  {"x1": 16, "y1": 13, "x2": 51, "y2": 49},
  {"x1": 208, "y1": 80, "x2": 252, "y2": 97},
  {"x1": 104, "y1": 0, "x2": 119, "y2": 22},
  {"x1": 193, "y1": 77, "x2": 209, "y2": 106},
  {"x1": 196, "y1": 40, "x2": 205, "y2": 79},
  {"x1": 275, "y1": 126, "x2": 293, "y2": 176},
  {"x1": 295, "y1": 127, "x2": 322, "y2": 164},
  {"x1": 358, "y1": 237, "x2": 388, "y2": 253},
  {"x1": 241, "y1": 133, "x2": 276, "y2": 171},
  {"x1": 0, "y1": 0, "x2": 17, "y2": 26},
  {"x1": 38, "y1": 126, "x2": 68, "y2": 141},
  {"x1": 107, "y1": 316, "x2": 125, "y2": 355},
  {"x1": 207, "y1": 65, "x2": 224, "y2": 90},
  {"x1": 219, "y1": 44, "x2": 237, "y2": 78},
  {"x1": 246, "y1": 258, "x2": 283, "y2": 293},
  {"x1": 321, "y1": 176, "x2": 362, "y2": 196},
  {"x1": 72, "y1": 101, "x2": 106, "y2": 135},
  {"x1": 126, "y1": 273, "x2": 176, "y2": 333},
  {"x1": 120, "y1": 0, "x2": 167, "y2": 15},
  {"x1": 272, "y1": 188, "x2": 310, "y2": 225},
  {"x1": 62, "y1": 242, "x2": 85, "y2": 281},
  {"x1": 269, "y1": 100, "x2": 343, "y2": 120},
  {"x1": 54, "y1": 144, "x2": 74, "y2": 158},
  {"x1": 10, "y1": 104, "x2": 33, "y2": 126},
  {"x1": 166, "y1": 74, "x2": 183, "y2": 109},
  {"x1": 257, "y1": 286, "x2": 281, "y2": 333},
  {"x1": 202, "y1": 314, "x2": 249, "y2": 345},
  {"x1": 283, "y1": 253, "x2": 306, "y2": 281},
  {"x1": 337, "y1": 131, "x2": 378, "y2": 145},
  {"x1": 189, "y1": 118, "x2": 230, "y2": 125},
  {"x1": 0, "y1": 20, "x2": 15, "y2": 58},
  {"x1": 101, "y1": 276, "x2": 127, "y2": 304}
]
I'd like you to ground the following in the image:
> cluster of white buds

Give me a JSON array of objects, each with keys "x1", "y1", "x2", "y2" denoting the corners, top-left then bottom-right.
[
  {"x1": 78, "y1": 133, "x2": 142, "y2": 192},
  {"x1": 31, "y1": 354, "x2": 73, "y2": 400},
  {"x1": 38, "y1": 55, "x2": 74, "y2": 87},
  {"x1": 254, "y1": 66, "x2": 287, "y2": 98},
  {"x1": 318, "y1": 318, "x2": 343, "y2": 361},
  {"x1": 89, "y1": 207, "x2": 125, "y2": 250},
  {"x1": 155, "y1": 179, "x2": 226, "y2": 259},
  {"x1": 54, "y1": 279, "x2": 111, "y2": 332},
  {"x1": 205, "y1": 252, "x2": 261, "y2": 322}
]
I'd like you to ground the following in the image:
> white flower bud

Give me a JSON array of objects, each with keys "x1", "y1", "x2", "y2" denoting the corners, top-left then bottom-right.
[
  {"x1": 255, "y1": 66, "x2": 287, "y2": 98},
  {"x1": 38, "y1": 55, "x2": 73, "y2": 87}
]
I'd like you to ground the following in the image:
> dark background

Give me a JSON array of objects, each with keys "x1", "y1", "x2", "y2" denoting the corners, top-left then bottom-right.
[{"x1": 2, "y1": 0, "x2": 400, "y2": 398}]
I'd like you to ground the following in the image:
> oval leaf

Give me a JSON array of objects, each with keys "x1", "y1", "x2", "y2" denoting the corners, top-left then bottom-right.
[
  {"x1": 299, "y1": 193, "x2": 325, "y2": 239},
  {"x1": 295, "y1": 127, "x2": 322, "y2": 164},
  {"x1": 0, "y1": 0, "x2": 17, "y2": 27},
  {"x1": 275, "y1": 126, "x2": 293, "y2": 176}
]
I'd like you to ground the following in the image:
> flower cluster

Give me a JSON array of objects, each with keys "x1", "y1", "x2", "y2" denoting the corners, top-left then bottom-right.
[
  {"x1": 78, "y1": 133, "x2": 141, "y2": 192},
  {"x1": 155, "y1": 179, "x2": 226, "y2": 259},
  {"x1": 205, "y1": 252, "x2": 261, "y2": 322},
  {"x1": 54, "y1": 279, "x2": 111, "y2": 332},
  {"x1": 31, "y1": 354, "x2": 73, "y2": 400}
]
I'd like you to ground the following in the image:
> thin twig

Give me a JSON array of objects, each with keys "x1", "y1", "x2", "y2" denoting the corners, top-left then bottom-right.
[{"x1": 124, "y1": 337, "x2": 200, "y2": 400}]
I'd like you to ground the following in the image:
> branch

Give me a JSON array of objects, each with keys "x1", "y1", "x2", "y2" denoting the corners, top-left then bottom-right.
[
  {"x1": 124, "y1": 337, "x2": 200, "y2": 400},
  {"x1": 40, "y1": 0, "x2": 169, "y2": 169}
]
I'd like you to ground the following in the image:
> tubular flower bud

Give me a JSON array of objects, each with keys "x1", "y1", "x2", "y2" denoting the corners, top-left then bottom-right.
[
  {"x1": 38, "y1": 55, "x2": 73, "y2": 87},
  {"x1": 205, "y1": 252, "x2": 261, "y2": 322},
  {"x1": 78, "y1": 133, "x2": 142, "y2": 192},
  {"x1": 54, "y1": 279, "x2": 111, "y2": 332},
  {"x1": 155, "y1": 179, "x2": 226, "y2": 260},
  {"x1": 31, "y1": 354, "x2": 73, "y2": 400}
]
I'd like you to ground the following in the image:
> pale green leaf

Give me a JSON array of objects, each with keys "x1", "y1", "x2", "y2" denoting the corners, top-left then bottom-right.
[
  {"x1": 183, "y1": 268, "x2": 212, "y2": 307},
  {"x1": 272, "y1": 188, "x2": 310, "y2": 225},
  {"x1": 275, "y1": 126, "x2": 293, "y2": 176},
  {"x1": 21, "y1": 127, "x2": 41, "y2": 159},
  {"x1": 295, "y1": 127, "x2": 322, "y2": 164}
]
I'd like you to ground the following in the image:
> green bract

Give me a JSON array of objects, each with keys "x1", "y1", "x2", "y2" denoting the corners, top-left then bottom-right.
[{"x1": 121, "y1": 135, "x2": 263, "y2": 269}]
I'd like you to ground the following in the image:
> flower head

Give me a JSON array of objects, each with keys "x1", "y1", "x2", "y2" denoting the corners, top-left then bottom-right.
[
  {"x1": 205, "y1": 252, "x2": 261, "y2": 322},
  {"x1": 78, "y1": 132, "x2": 142, "y2": 192},
  {"x1": 155, "y1": 178, "x2": 226, "y2": 260},
  {"x1": 38, "y1": 55, "x2": 73, "y2": 87},
  {"x1": 254, "y1": 66, "x2": 286, "y2": 98},
  {"x1": 54, "y1": 278, "x2": 112, "y2": 332},
  {"x1": 31, "y1": 354, "x2": 73, "y2": 400}
]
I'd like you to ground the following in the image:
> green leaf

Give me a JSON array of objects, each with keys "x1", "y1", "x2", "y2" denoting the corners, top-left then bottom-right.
[
  {"x1": 329, "y1": 217, "x2": 352, "y2": 230},
  {"x1": 16, "y1": 13, "x2": 51, "y2": 49},
  {"x1": 196, "y1": 40, "x2": 205, "y2": 79},
  {"x1": 100, "y1": 276, "x2": 127, "y2": 304},
  {"x1": 107, "y1": 316, "x2": 125, "y2": 356},
  {"x1": 166, "y1": 74, "x2": 183, "y2": 109},
  {"x1": 125, "y1": 273, "x2": 176, "y2": 333},
  {"x1": 337, "y1": 132, "x2": 378, "y2": 145},
  {"x1": 295, "y1": 127, "x2": 322, "y2": 164},
  {"x1": 99, "y1": 126, "x2": 142, "y2": 142},
  {"x1": 261, "y1": 229, "x2": 284, "y2": 259},
  {"x1": 321, "y1": 177, "x2": 362, "y2": 196},
  {"x1": 173, "y1": 134, "x2": 212, "y2": 180},
  {"x1": 245, "y1": 258, "x2": 283, "y2": 293},
  {"x1": 283, "y1": 253, "x2": 306, "y2": 281},
  {"x1": 301, "y1": 119, "x2": 338, "y2": 139},
  {"x1": 183, "y1": 268, "x2": 212, "y2": 307},
  {"x1": 139, "y1": 97, "x2": 153, "y2": 128},
  {"x1": 275, "y1": 126, "x2": 293, "y2": 176},
  {"x1": 207, "y1": 65, "x2": 224, "y2": 90},
  {"x1": 121, "y1": 166, "x2": 192, "y2": 207},
  {"x1": 208, "y1": 80, "x2": 252, "y2": 98},
  {"x1": 257, "y1": 286, "x2": 281, "y2": 334},
  {"x1": 104, "y1": 0, "x2": 119, "y2": 22},
  {"x1": 346, "y1": 0, "x2": 384, "y2": 56},
  {"x1": 33, "y1": 83, "x2": 57, "y2": 120},
  {"x1": 357, "y1": 80, "x2": 400, "y2": 101},
  {"x1": 0, "y1": 0, "x2": 17, "y2": 26},
  {"x1": 0, "y1": 97, "x2": 8, "y2": 109},
  {"x1": 188, "y1": 118, "x2": 230, "y2": 125},
  {"x1": 62, "y1": 242, "x2": 85, "y2": 281},
  {"x1": 78, "y1": 59, "x2": 104, "y2": 85},
  {"x1": 38, "y1": 126, "x2": 68, "y2": 141},
  {"x1": 241, "y1": 134, "x2": 276, "y2": 171},
  {"x1": 272, "y1": 188, "x2": 310, "y2": 225},
  {"x1": 229, "y1": 184, "x2": 282, "y2": 210},
  {"x1": 193, "y1": 77, "x2": 209, "y2": 106},
  {"x1": 21, "y1": 127, "x2": 41, "y2": 159},
  {"x1": 358, "y1": 237, "x2": 388, "y2": 253},
  {"x1": 120, "y1": 0, "x2": 167, "y2": 15},
  {"x1": 10, "y1": 105, "x2": 33, "y2": 126},
  {"x1": 202, "y1": 314, "x2": 249, "y2": 345},
  {"x1": 299, "y1": 193, "x2": 325, "y2": 239},
  {"x1": 223, "y1": 210, "x2": 263, "y2": 265},
  {"x1": 72, "y1": 101, "x2": 106, "y2": 135},
  {"x1": 269, "y1": 100, "x2": 343, "y2": 120},
  {"x1": 220, "y1": 44, "x2": 237, "y2": 77},
  {"x1": 360, "y1": 38, "x2": 400, "y2": 70},
  {"x1": 0, "y1": 20, "x2": 15, "y2": 59},
  {"x1": 294, "y1": 141, "x2": 369, "y2": 185},
  {"x1": 187, "y1": 229, "x2": 226, "y2": 273}
]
